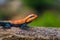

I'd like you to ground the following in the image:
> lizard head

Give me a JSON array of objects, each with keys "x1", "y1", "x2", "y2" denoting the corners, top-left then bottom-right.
[{"x1": 24, "y1": 14, "x2": 38, "y2": 23}]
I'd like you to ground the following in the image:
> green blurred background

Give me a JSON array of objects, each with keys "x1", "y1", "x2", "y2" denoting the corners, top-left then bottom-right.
[{"x1": 0, "y1": 0, "x2": 60, "y2": 27}]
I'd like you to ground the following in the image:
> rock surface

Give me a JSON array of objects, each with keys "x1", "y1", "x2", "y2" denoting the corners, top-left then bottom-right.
[{"x1": 0, "y1": 27, "x2": 60, "y2": 40}]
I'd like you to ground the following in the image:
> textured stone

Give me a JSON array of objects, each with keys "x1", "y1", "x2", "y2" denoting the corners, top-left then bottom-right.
[{"x1": 0, "y1": 27, "x2": 60, "y2": 40}]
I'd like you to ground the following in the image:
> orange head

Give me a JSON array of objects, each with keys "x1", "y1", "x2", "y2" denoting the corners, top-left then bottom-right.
[{"x1": 24, "y1": 14, "x2": 38, "y2": 23}]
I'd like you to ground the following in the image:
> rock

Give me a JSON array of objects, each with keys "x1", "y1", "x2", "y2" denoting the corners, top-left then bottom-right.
[{"x1": 0, "y1": 27, "x2": 60, "y2": 40}]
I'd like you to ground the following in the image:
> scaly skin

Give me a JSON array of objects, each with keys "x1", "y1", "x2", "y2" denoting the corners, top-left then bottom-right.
[
  {"x1": 0, "y1": 14, "x2": 38, "y2": 29},
  {"x1": 9, "y1": 14, "x2": 38, "y2": 24}
]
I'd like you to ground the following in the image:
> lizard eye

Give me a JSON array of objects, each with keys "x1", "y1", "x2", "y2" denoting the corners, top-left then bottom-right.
[{"x1": 29, "y1": 16, "x2": 34, "y2": 18}]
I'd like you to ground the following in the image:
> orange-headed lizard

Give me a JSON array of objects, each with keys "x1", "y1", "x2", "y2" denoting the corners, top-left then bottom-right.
[{"x1": 0, "y1": 14, "x2": 38, "y2": 29}]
